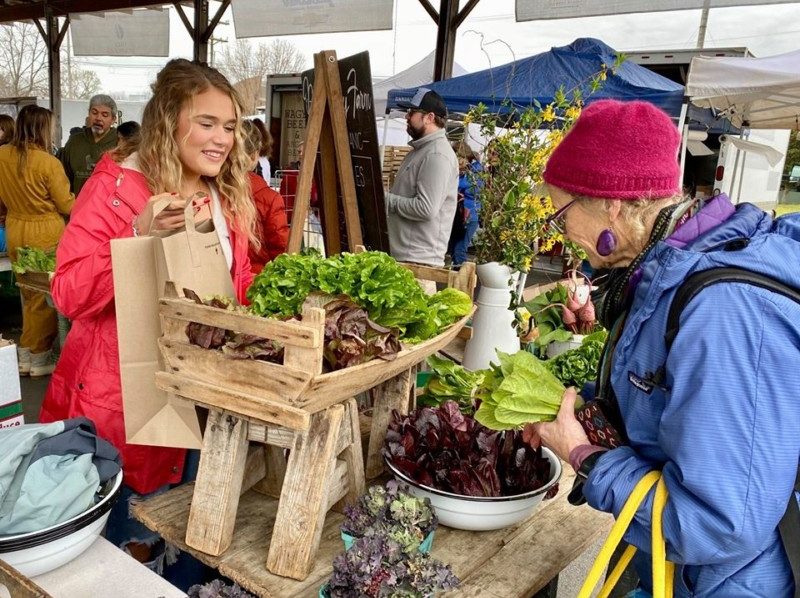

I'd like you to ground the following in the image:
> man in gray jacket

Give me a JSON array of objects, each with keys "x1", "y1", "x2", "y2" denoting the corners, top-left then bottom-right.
[{"x1": 386, "y1": 88, "x2": 458, "y2": 267}]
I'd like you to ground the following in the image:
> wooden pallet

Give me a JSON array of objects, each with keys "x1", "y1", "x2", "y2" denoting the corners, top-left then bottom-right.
[
  {"x1": 154, "y1": 262, "x2": 476, "y2": 580},
  {"x1": 381, "y1": 145, "x2": 412, "y2": 190}
]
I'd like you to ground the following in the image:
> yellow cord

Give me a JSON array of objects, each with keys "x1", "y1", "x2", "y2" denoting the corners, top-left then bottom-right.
[
  {"x1": 577, "y1": 471, "x2": 661, "y2": 598},
  {"x1": 578, "y1": 471, "x2": 673, "y2": 598},
  {"x1": 652, "y1": 476, "x2": 671, "y2": 598},
  {"x1": 597, "y1": 543, "x2": 637, "y2": 598}
]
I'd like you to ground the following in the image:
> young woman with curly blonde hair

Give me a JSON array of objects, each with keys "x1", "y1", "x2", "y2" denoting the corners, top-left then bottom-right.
[{"x1": 40, "y1": 59, "x2": 256, "y2": 568}]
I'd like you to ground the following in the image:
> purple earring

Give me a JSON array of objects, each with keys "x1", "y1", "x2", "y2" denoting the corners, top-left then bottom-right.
[{"x1": 596, "y1": 229, "x2": 618, "y2": 256}]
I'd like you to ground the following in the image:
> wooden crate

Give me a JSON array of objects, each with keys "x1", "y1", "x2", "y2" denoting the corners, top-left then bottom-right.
[
  {"x1": 14, "y1": 271, "x2": 53, "y2": 296},
  {"x1": 381, "y1": 145, "x2": 412, "y2": 191},
  {"x1": 154, "y1": 262, "x2": 476, "y2": 580}
]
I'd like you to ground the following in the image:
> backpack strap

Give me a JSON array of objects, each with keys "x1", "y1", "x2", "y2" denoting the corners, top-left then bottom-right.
[
  {"x1": 659, "y1": 266, "x2": 800, "y2": 598},
  {"x1": 664, "y1": 267, "x2": 800, "y2": 351}
]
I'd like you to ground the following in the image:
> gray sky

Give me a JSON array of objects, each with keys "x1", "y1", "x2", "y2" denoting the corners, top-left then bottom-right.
[{"x1": 78, "y1": 0, "x2": 800, "y2": 97}]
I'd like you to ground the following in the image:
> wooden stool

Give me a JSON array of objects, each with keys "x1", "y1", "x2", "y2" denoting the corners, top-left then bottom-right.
[{"x1": 184, "y1": 398, "x2": 364, "y2": 580}]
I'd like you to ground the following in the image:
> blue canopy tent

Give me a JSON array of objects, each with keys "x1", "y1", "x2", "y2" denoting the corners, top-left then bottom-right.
[{"x1": 387, "y1": 38, "x2": 686, "y2": 117}]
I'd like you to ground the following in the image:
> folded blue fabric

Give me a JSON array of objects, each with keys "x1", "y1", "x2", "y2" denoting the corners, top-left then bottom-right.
[{"x1": 0, "y1": 417, "x2": 121, "y2": 535}]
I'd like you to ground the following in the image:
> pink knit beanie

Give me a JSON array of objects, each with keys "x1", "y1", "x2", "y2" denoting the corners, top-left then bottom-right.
[{"x1": 543, "y1": 99, "x2": 681, "y2": 200}]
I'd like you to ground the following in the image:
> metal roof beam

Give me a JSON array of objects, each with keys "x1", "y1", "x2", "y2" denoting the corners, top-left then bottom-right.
[{"x1": 0, "y1": 0, "x2": 165, "y2": 23}]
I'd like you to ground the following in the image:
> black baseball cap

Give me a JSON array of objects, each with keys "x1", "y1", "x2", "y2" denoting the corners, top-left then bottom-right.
[{"x1": 397, "y1": 88, "x2": 448, "y2": 118}]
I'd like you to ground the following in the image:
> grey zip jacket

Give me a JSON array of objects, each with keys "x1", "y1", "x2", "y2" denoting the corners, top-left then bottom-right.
[{"x1": 386, "y1": 129, "x2": 458, "y2": 266}]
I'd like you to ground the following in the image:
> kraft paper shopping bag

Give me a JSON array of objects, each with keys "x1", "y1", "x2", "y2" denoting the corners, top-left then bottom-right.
[{"x1": 111, "y1": 197, "x2": 234, "y2": 448}]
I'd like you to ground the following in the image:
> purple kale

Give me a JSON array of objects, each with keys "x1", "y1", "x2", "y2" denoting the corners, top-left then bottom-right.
[
  {"x1": 187, "y1": 579, "x2": 255, "y2": 598},
  {"x1": 326, "y1": 536, "x2": 459, "y2": 598},
  {"x1": 383, "y1": 400, "x2": 553, "y2": 498},
  {"x1": 341, "y1": 482, "x2": 437, "y2": 554}
]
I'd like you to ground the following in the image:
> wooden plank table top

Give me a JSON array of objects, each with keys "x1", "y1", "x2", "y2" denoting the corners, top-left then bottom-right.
[{"x1": 133, "y1": 468, "x2": 612, "y2": 598}]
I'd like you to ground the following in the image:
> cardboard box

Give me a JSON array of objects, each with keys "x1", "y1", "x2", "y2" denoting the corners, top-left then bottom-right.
[{"x1": 0, "y1": 338, "x2": 24, "y2": 429}]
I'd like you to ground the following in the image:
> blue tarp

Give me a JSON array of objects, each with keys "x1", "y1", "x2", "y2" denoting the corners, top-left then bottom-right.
[{"x1": 387, "y1": 38, "x2": 686, "y2": 116}]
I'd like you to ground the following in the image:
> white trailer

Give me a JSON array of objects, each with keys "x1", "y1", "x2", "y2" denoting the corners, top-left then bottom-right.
[{"x1": 627, "y1": 48, "x2": 790, "y2": 209}]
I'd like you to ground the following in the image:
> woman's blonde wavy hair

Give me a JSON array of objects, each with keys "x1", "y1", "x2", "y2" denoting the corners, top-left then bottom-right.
[{"x1": 113, "y1": 58, "x2": 258, "y2": 247}]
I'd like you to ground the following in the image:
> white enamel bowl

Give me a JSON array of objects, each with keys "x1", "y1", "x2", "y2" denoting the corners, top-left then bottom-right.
[
  {"x1": 385, "y1": 447, "x2": 561, "y2": 531},
  {"x1": 0, "y1": 470, "x2": 123, "y2": 577}
]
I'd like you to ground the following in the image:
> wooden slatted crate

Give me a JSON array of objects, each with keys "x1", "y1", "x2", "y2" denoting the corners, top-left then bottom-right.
[{"x1": 381, "y1": 144, "x2": 412, "y2": 190}]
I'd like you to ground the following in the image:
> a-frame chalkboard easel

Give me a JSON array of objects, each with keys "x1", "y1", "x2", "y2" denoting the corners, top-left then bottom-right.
[{"x1": 287, "y1": 50, "x2": 364, "y2": 254}]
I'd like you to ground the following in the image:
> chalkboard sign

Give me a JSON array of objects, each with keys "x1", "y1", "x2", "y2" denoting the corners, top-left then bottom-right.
[{"x1": 301, "y1": 51, "x2": 389, "y2": 252}]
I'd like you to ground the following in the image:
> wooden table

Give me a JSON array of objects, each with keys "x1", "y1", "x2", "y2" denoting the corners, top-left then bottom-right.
[{"x1": 133, "y1": 468, "x2": 612, "y2": 598}]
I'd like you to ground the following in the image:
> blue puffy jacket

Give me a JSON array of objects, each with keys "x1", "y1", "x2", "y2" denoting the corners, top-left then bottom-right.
[{"x1": 584, "y1": 198, "x2": 800, "y2": 597}]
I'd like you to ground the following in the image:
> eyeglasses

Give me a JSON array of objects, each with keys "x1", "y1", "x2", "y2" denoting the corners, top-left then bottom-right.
[{"x1": 544, "y1": 199, "x2": 578, "y2": 234}]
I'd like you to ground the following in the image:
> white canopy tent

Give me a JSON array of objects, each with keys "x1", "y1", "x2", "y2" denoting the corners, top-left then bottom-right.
[
  {"x1": 686, "y1": 48, "x2": 800, "y2": 129},
  {"x1": 374, "y1": 52, "x2": 468, "y2": 116},
  {"x1": 377, "y1": 52, "x2": 468, "y2": 163}
]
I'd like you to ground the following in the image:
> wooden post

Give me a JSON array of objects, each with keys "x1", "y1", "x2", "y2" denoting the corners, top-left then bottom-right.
[
  {"x1": 318, "y1": 105, "x2": 341, "y2": 255},
  {"x1": 320, "y1": 51, "x2": 362, "y2": 249},
  {"x1": 366, "y1": 368, "x2": 414, "y2": 479},
  {"x1": 185, "y1": 410, "x2": 250, "y2": 556},
  {"x1": 287, "y1": 50, "x2": 364, "y2": 254},
  {"x1": 266, "y1": 405, "x2": 345, "y2": 579},
  {"x1": 333, "y1": 398, "x2": 366, "y2": 512},
  {"x1": 0, "y1": 559, "x2": 51, "y2": 598},
  {"x1": 287, "y1": 52, "x2": 328, "y2": 254}
]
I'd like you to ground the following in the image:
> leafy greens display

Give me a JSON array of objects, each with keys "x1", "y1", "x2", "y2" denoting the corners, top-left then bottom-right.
[
  {"x1": 11, "y1": 246, "x2": 56, "y2": 274},
  {"x1": 417, "y1": 354, "x2": 485, "y2": 414},
  {"x1": 342, "y1": 481, "x2": 437, "y2": 555},
  {"x1": 326, "y1": 535, "x2": 459, "y2": 598},
  {"x1": 246, "y1": 250, "x2": 471, "y2": 341},
  {"x1": 184, "y1": 290, "x2": 400, "y2": 371}
]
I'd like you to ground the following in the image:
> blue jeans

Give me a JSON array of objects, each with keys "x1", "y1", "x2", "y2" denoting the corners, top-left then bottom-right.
[{"x1": 453, "y1": 219, "x2": 480, "y2": 265}]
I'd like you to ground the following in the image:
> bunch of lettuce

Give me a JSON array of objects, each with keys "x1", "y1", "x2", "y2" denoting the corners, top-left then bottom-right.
[
  {"x1": 417, "y1": 354, "x2": 485, "y2": 414},
  {"x1": 383, "y1": 401, "x2": 554, "y2": 498},
  {"x1": 474, "y1": 351, "x2": 566, "y2": 430},
  {"x1": 544, "y1": 330, "x2": 607, "y2": 389},
  {"x1": 11, "y1": 246, "x2": 56, "y2": 274},
  {"x1": 522, "y1": 283, "x2": 574, "y2": 357},
  {"x1": 246, "y1": 251, "x2": 471, "y2": 341}
]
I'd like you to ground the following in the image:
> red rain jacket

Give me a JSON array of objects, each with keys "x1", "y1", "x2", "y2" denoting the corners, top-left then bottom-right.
[
  {"x1": 40, "y1": 154, "x2": 254, "y2": 494},
  {"x1": 247, "y1": 171, "x2": 289, "y2": 274}
]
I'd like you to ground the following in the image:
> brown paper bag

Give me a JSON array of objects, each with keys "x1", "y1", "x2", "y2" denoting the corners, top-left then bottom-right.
[{"x1": 111, "y1": 198, "x2": 234, "y2": 448}]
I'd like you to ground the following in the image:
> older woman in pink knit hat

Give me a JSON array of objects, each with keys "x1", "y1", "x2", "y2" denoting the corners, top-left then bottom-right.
[{"x1": 533, "y1": 99, "x2": 800, "y2": 598}]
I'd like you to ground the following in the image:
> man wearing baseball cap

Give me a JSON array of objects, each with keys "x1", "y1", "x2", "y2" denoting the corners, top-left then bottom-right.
[{"x1": 386, "y1": 88, "x2": 458, "y2": 267}]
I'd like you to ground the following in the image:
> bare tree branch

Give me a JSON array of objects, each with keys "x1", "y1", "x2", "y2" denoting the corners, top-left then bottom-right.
[
  {"x1": 0, "y1": 22, "x2": 101, "y2": 99},
  {"x1": 217, "y1": 38, "x2": 307, "y2": 113}
]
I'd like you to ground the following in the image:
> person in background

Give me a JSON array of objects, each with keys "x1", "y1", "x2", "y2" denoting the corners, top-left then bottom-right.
[
  {"x1": 0, "y1": 106, "x2": 73, "y2": 377},
  {"x1": 59, "y1": 94, "x2": 118, "y2": 196},
  {"x1": 250, "y1": 117, "x2": 273, "y2": 183},
  {"x1": 532, "y1": 99, "x2": 800, "y2": 597},
  {"x1": 0, "y1": 114, "x2": 13, "y2": 233},
  {"x1": 387, "y1": 88, "x2": 458, "y2": 267},
  {"x1": 39, "y1": 59, "x2": 256, "y2": 570},
  {"x1": 0, "y1": 114, "x2": 14, "y2": 145},
  {"x1": 116, "y1": 120, "x2": 141, "y2": 145},
  {"x1": 449, "y1": 141, "x2": 482, "y2": 267},
  {"x1": 242, "y1": 119, "x2": 288, "y2": 274}
]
